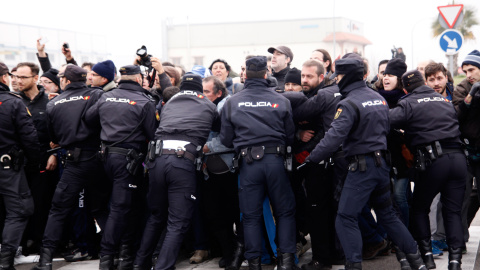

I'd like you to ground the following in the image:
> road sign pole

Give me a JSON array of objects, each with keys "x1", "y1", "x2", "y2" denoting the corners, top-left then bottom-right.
[{"x1": 449, "y1": 55, "x2": 454, "y2": 77}]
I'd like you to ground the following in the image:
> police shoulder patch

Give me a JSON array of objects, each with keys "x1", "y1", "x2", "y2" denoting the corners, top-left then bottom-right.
[
  {"x1": 334, "y1": 108, "x2": 342, "y2": 119},
  {"x1": 26, "y1": 107, "x2": 32, "y2": 116},
  {"x1": 155, "y1": 110, "x2": 160, "y2": 121}
]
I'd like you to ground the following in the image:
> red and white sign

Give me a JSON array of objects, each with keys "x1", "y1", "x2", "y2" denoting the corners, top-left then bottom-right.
[{"x1": 438, "y1": 4, "x2": 464, "y2": 28}]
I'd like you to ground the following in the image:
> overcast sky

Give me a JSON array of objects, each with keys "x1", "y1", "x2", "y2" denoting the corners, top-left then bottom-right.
[{"x1": 3, "y1": 0, "x2": 479, "y2": 72}]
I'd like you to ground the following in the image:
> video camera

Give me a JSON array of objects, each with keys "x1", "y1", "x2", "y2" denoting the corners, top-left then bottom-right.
[{"x1": 391, "y1": 46, "x2": 398, "y2": 59}]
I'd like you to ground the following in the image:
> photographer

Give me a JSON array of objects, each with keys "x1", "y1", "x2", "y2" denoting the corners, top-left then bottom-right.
[{"x1": 392, "y1": 46, "x2": 406, "y2": 62}]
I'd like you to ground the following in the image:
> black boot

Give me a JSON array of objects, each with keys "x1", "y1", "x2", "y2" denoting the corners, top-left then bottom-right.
[
  {"x1": 0, "y1": 249, "x2": 15, "y2": 270},
  {"x1": 214, "y1": 230, "x2": 234, "y2": 266},
  {"x1": 405, "y1": 249, "x2": 427, "y2": 270},
  {"x1": 31, "y1": 247, "x2": 54, "y2": 270},
  {"x1": 394, "y1": 245, "x2": 412, "y2": 270},
  {"x1": 118, "y1": 245, "x2": 134, "y2": 270},
  {"x1": 248, "y1": 257, "x2": 261, "y2": 270},
  {"x1": 448, "y1": 247, "x2": 462, "y2": 270},
  {"x1": 226, "y1": 242, "x2": 245, "y2": 270},
  {"x1": 99, "y1": 254, "x2": 115, "y2": 270},
  {"x1": 277, "y1": 253, "x2": 300, "y2": 270},
  {"x1": 344, "y1": 261, "x2": 362, "y2": 270},
  {"x1": 418, "y1": 239, "x2": 436, "y2": 269}
]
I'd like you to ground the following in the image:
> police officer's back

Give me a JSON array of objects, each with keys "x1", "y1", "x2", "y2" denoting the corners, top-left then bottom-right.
[
  {"x1": 33, "y1": 65, "x2": 110, "y2": 270},
  {"x1": 220, "y1": 56, "x2": 298, "y2": 270},
  {"x1": 0, "y1": 62, "x2": 39, "y2": 269},
  {"x1": 85, "y1": 65, "x2": 158, "y2": 269},
  {"x1": 305, "y1": 58, "x2": 425, "y2": 270},
  {"x1": 389, "y1": 70, "x2": 467, "y2": 270}
]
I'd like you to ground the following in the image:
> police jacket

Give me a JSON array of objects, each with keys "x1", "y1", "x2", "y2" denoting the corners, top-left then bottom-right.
[
  {"x1": 154, "y1": 89, "x2": 218, "y2": 147},
  {"x1": 85, "y1": 80, "x2": 158, "y2": 148},
  {"x1": 390, "y1": 85, "x2": 461, "y2": 148},
  {"x1": 220, "y1": 78, "x2": 295, "y2": 152},
  {"x1": 0, "y1": 82, "x2": 40, "y2": 162},
  {"x1": 307, "y1": 80, "x2": 389, "y2": 163},
  {"x1": 46, "y1": 82, "x2": 103, "y2": 149},
  {"x1": 453, "y1": 78, "x2": 480, "y2": 148},
  {"x1": 19, "y1": 87, "x2": 50, "y2": 151}
]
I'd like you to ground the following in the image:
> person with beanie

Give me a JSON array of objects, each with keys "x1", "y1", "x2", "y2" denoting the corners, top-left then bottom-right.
[
  {"x1": 133, "y1": 73, "x2": 218, "y2": 270},
  {"x1": 90, "y1": 60, "x2": 117, "y2": 91},
  {"x1": 39, "y1": 68, "x2": 61, "y2": 95},
  {"x1": 284, "y1": 67, "x2": 302, "y2": 92},
  {"x1": 390, "y1": 70, "x2": 467, "y2": 270}
]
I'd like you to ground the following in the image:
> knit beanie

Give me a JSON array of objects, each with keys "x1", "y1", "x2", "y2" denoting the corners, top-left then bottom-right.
[
  {"x1": 462, "y1": 50, "x2": 480, "y2": 70},
  {"x1": 384, "y1": 58, "x2": 407, "y2": 78},
  {"x1": 284, "y1": 67, "x2": 301, "y2": 85},
  {"x1": 92, "y1": 60, "x2": 115, "y2": 82},
  {"x1": 41, "y1": 68, "x2": 60, "y2": 88}
]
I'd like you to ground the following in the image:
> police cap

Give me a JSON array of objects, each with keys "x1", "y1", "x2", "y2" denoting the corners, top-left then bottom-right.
[
  {"x1": 246, "y1": 56, "x2": 267, "y2": 72},
  {"x1": 0, "y1": 62, "x2": 11, "y2": 76},
  {"x1": 60, "y1": 65, "x2": 87, "y2": 82},
  {"x1": 119, "y1": 65, "x2": 141, "y2": 75},
  {"x1": 180, "y1": 72, "x2": 203, "y2": 92},
  {"x1": 334, "y1": 58, "x2": 364, "y2": 76},
  {"x1": 402, "y1": 70, "x2": 425, "y2": 93}
]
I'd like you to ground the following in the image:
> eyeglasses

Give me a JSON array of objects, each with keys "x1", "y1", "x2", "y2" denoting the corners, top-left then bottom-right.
[
  {"x1": 40, "y1": 80, "x2": 54, "y2": 85},
  {"x1": 12, "y1": 75, "x2": 35, "y2": 80}
]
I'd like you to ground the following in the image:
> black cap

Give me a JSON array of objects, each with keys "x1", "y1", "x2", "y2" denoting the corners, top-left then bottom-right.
[
  {"x1": 267, "y1": 46, "x2": 294, "y2": 61},
  {"x1": 0, "y1": 62, "x2": 11, "y2": 76},
  {"x1": 402, "y1": 70, "x2": 425, "y2": 93},
  {"x1": 334, "y1": 58, "x2": 364, "y2": 76},
  {"x1": 384, "y1": 58, "x2": 407, "y2": 78},
  {"x1": 41, "y1": 68, "x2": 60, "y2": 88},
  {"x1": 246, "y1": 56, "x2": 267, "y2": 72},
  {"x1": 285, "y1": 67, "x2": 301, "y2": 85},
  {"x1": 180, "y1": 73, "x2": 203, "y2": 92},
  {"x1": 119, "y1": 65, "x2": 141, "y2": 75},
  {"x1": 60, "y1": 65, "x2": 87, "y2": 82}
]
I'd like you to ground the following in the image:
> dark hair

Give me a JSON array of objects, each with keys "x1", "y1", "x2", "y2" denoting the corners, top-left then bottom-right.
[
  {"x1": 162, "y1": 61, "x2": 175, "y2": 67},
  {"x1": 209, "y1": 59, "x2": 231, "y2": 73},
  {"x1": 81, "y1": 62, "x2": 95, "y2": 69},
  {"x1": 246, "y1": 69, "x2": 267, "y2": 79},
  {"x1": 313, "y1": 49, "x2": 332, "y2": 73},
  {"x1": 163, "y1": 86, "x2": 180, "y2": 103},
  {"x1": 302, "y1": 59, "x2": 325, "y2": 76},
  {"x1": 16, "y1": 62, "x2": 39, "y2": 75},
  {"x1": 424, "y1": 62, "x2": 447, "y2": 79},
  {"x1": 203, "y1": 76, "x2": 227, "y2": 98},
  {"x1": 378, "y1": 59, "x2": 389, "y2": 71},
  {"x1": 164, "y1": 66, "x2": 181, "y2": 86}
]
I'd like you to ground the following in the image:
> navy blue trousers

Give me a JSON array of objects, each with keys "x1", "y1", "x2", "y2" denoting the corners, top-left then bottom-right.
[
  {"x1": 336, "y1": 156, "x2": 417, "y2": 263},
  {"x1": 239, "y1": 154, "x2": 296, "y2": 260}
]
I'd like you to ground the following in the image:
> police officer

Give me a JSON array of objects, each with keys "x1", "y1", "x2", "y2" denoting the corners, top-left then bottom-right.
[
  {"x1": 32, "y1": 64, "x2": 111, "y2": 270},
  {"x1": 0, "y1": 62, "x2": 39, "y2": 269},
  {"x1": 390, "y1": 70, "x2": 467, "y2": 270},
  {"x1": 220, "y1": 56, "x2": 298, "y2": 270},
  {"x1": 85, "y1": 65, "x2": 158, "y2": 269},
  {"x1": 133, "y1": 73, "x2": 218, "y2": 270},
  {"x1": 304, "y1": 57, "x2": 425, "y2": 270}
]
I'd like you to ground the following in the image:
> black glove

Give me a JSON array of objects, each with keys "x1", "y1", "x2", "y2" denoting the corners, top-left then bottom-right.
[{"x1": 469, "y1": 82, "x2": 480, "y2": 97}]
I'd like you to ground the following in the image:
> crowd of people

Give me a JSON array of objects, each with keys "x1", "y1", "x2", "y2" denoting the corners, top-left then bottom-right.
[{"x1": 0, "y1": 38, "x2": 480, "y2": 270}]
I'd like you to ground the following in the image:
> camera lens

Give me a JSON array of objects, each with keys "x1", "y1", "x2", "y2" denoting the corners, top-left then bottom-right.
[{"x1": 137, "y1": 49, "x2": 146, "y2": 56}]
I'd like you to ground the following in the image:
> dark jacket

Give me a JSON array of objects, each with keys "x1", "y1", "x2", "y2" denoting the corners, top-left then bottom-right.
[
  {"x1": 46, "y1": 82, "x2": 103, "y2": 148},
  {"x1": 85, "y1": 80, "x2": 158, "y2": 148},
  {"x1": 272, "y1": 66, "x2": 290, "y2": 91},
  {"x1": 307, "y1": 80, "x2": 390, "y2": 163},
  {"x1": 390, "y1": 85, "x2": 461, "y2": 148},
  {"x1": 0, "y1": 82, "x2": 40, "y2": 163},
  {"x1": 220, "y1": 78, "x2": 295, "y2": 152},
  {"x1": 19, "y1": 87, "x2": 50, "y2": 152},
  {"x1": 453, "y1": 78, "x2": 480, "y2": 148},
  {"x1": 155, "y1": 89, "x2": 218, "y2": 147}
]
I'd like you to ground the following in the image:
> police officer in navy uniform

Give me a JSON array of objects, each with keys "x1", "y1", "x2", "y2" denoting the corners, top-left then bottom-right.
[
  {"x1": 32, "y1": 64, "x2": 111, "y2": 270},
  {"x1": 390, "y1": 70, "x2": 467, "y2": 270},
  {"x1": 85, "y1": 65, "x2": 158, "y2": 270},
  {"x1": 133, "y1": 73, "x2": 218, "y2": 270},
  {"x1": 220, "y1": 56, "x2": 298, "y2": 270},
  {"x1": 0, "y1": 62, "x2": 39, "y2": 269},
  {"x1": 305, "y1": 57, "x2": 425, "y2": 270}
]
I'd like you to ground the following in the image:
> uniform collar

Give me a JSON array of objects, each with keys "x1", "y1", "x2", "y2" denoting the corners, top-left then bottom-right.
[{"x1": 0, "y1": 82, "x2": 9, "y2": 92}]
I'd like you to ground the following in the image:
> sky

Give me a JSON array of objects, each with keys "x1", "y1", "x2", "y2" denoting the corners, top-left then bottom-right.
[{"x1": 2, "y1": 0, "x2": 480, "y2": 74}]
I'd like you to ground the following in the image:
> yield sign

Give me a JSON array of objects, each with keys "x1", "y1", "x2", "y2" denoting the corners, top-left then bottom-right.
[{"x1": 438, "y1": 4, "x2": 464, "y2": 28}]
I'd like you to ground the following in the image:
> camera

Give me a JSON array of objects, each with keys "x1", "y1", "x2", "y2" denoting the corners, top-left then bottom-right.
[
  {"x1": 391, "y1": 46, "x2": 398, "y2": 58},
  {"x1": 136, "y1": 45, "x2": 152, "y2": 69},
  {"x1": 63, "y1": 43, "x2": 69, "y2": 49}
]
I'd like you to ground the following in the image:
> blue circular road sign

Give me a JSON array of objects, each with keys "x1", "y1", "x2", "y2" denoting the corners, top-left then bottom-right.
[{"x1": 439, "y1": 29, "x2": 463, "y2": 54}]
